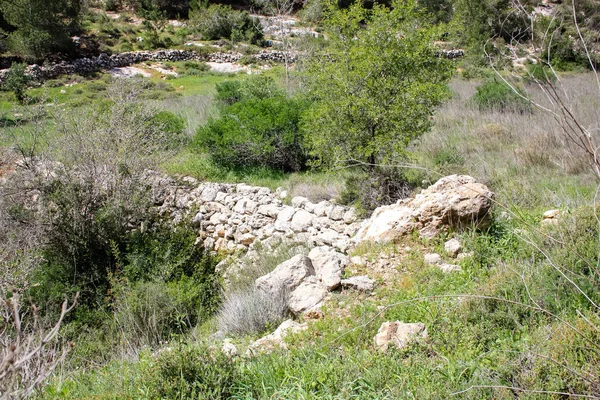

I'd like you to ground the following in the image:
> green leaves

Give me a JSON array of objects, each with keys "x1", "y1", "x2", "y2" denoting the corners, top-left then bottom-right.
[{"x1": 302, "y1": 0, "x2": 452, "y2": 169}]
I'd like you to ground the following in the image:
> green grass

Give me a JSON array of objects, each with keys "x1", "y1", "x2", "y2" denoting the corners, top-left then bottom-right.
[{"x1": 44, "y1": 211, "x2": 600, "y2": 398}]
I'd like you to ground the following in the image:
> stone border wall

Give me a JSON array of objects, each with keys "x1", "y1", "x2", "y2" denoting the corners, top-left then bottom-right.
[{"x1": 0, "y1": 49, "x2": 298, "y2": 84}]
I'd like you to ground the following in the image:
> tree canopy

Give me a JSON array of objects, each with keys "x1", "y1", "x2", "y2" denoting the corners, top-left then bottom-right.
[
  {"x1": 0, "y1": 0, "x2": 83, "y2": 60},
  {"x1": 302, "y1": 0, "x2": 452, "y2": 169}
]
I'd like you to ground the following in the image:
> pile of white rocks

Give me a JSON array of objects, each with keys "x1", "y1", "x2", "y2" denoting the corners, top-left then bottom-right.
[{"x1": 145, "y1": 172, "x2": 359, "y2": 254}]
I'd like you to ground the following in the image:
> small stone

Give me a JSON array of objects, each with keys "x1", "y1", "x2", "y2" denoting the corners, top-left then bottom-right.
[
  {"x1": 343, "y1": 208, "x2": 357, "y2": 224},
  {"x1": 191, "y1": 212, "x2": 203, "y2": 227},
  {"x1": 290, "y1": 209, "x2": 314, "y2": 232},
  {"x1": 439, "y1": 263, "x2": 461, "y2": 273},
  {"x1": 291, "y1": 196, "x2": 310, "y2": 208},
  {"x1": 374, "y1": 321, "x2": 427, "y2": 352},
  {"x1": 238, "y1": 233, "x2": 255, "y2": 246},
  {"x1": 328, "y1": 206, "x2": 346, "y2": 221},
  {"x1": 351, "y1": 256, "x2": 367, "y2": 266},
  {"x1": 274, "y1": 206, "x2": 295, "y2": 232},
  {"x1": 341, "y1": 276, "x2": 376, "y2": 292},
  {"x1": 222, "y1": 339, "x2": 237, "y2": 357},
  {"x1": 423, "y1": 253, "x2": 442, "y2": 265},
  {"x1": 543, "y1": 209, "x2": 561, "y2": 219},
  {"x1": 444, "y1": 238, "x2": 462, "y2": 257}
]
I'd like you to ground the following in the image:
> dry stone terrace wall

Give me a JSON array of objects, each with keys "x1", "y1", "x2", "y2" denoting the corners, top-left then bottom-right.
[
  {"x1": 0, "y1": 49, "x2": 298, "y2": 84},
  {"x1": 146, "y1": 172, "x2": 359, "y2": 254}
]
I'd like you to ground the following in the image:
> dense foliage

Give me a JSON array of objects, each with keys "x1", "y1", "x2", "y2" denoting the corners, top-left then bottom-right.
[
  {"x1": 0, "y1": 0, "x2": 83, "y2": 60},
  {"x1": 302, "y1": 0, "x2": 452, "y2": 169},
  {"x1": 189, "y1": 3, "x2": 264, "y2": 44},
  {"x1": 195, "y1": 76, "x2": 309, "y2": 171}
]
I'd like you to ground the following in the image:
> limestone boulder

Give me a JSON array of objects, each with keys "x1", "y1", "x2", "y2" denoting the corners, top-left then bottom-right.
[
  {"x1": 290, "y1": 209, "x2": 314, "y2": 232},
  {"x1": 308, "y1": 246, "x2": 349, "y2": 291},
  {"x1": 340, "y1": 276, "x2": 376, "y2": 292},
  {"x1": 444, "y1": 238, "x2": 462, "y2": 257},
  {"x1": 355, "y1": 175, "x2": 493, "y2": 244},
  {"x1": 374, "y1": 321, "x2": 428, "y2": 352},
  {"x1": 245, "y1": 319, "x2": 307, "y2": 356},
  {"x1": 274, "y1": 206, "x2": 296, "y2": 232},
  {"x1": 288, "y1": 276, "x2": 327, "y2": 314},
  {"x1": 255, "y1": 254, "x2": 314, "y2": 294}
]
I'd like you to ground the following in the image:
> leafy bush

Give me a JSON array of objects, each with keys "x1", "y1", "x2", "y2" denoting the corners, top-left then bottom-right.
[
  {"x1": 190, "y1": 4, "x2": 263, "y2": 44},
  {"x1": 214, "y1": 80, "x2": 242, "y2": 106},
  {"x1": 339, "y1": 168, "x2": 413, "y2": 215},
  {"x1": 123, "y1": 223, "x2": 215, "y2": 284},
  {"x1": 1, "y1": 62, "x2": 28, "y2": 104},
  {"x1": 525, "y1": 63, "x2": 557, "y2": 83},
  {"x1": 217, "y1": 287, "x2": 288, "y2": 336},
  {"x1": 471, "y1": 79, "x2": 531, "y2": 113},
  {"x1": 195, "y1": 95, "x2": 310, "y2": 172},
  {"x1": 113, "y1": 276, "x2": 220, "y2": 347},
  {"x1": 180, "y1": 61, "x2": 210, "y2": 76},
  {"x1": 148, "y1": 110, "x2": 186, "y2": 145},
  {"x1": 148, "y1": 343, "x2": 237, "y2": 399}
]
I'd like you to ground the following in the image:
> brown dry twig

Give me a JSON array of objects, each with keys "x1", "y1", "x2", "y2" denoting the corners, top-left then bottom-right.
[{"x1": 0, "y1": 292, "x2": 78, "y2": 399}]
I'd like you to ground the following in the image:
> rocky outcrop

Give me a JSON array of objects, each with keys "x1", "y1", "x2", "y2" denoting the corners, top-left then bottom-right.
[
  {"x1": 307, "y1": 246, "x2": 349, "y2": 291},
  {"x1": 255, "y1": 254, "x2": 314, "y2": 294},
  {"x1": 374, "y1": 321, "x2": 428, "y2": 352},
  {"x1": 355, "y1": 175, "x2": 493, "y2": 244},
  {"x1": 253, "y1": 245, "x2": 351, "y2": 315}
]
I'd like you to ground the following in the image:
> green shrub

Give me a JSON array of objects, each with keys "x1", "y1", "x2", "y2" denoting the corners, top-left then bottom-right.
[
  {"x1": 214, "y1": 80, "x2": 242, "y2": 106},
  {"x1": 86, "y1": 81, "x2": 108, "y2": 92},
  {"x1": 190, "y1": 4, "x2": 263, "y2": 44},
  {"x1": 525, "y1": 63, "x2": 557, "y2": 83},
  {"x1": 339, "y1": 168, "x2": 413, "y2": 215},
  {"x1": 123, "y1": 223, "x2": 215, "y2": 283},
  {"x1": 112, "y1": 276, "x2": 220, "y2": 347},
  {"x1": 2, "y1": 62, "x2": 28, "y2": 104},
  {"x1": 471, "y1": 79, "x2": 531, "y2": 113},
  {"x1": 148, "y1": 343, "x2": 237, "y2": 399},
  {"x1": 147, "y1": 110, "x2": 186, "y2": 146},
  {"x1": 195, "y1": 96, "x2": 310, "y2": 172}
]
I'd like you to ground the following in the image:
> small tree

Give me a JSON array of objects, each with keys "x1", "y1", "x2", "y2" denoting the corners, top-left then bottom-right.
[
  {"x1": 302, "y1": 0, "x2": 452, "y2": 170},
  {"x1": 2, "y1": 63, "x2": 28, "y2": 104},
  {"x1": 0, "y1": 0, "x2": 83, "y2": 60}
]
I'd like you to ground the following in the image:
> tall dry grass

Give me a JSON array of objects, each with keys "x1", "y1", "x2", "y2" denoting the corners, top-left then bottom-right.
[{"x1": 415, "y1": 74, "x2": 600, "y2": 208}]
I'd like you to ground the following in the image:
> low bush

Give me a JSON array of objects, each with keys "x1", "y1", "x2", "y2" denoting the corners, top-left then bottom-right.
[
  {"x1": 339, "y1": 168, "x2": 413, "y2": 215},
  {"x1": 113, "y1": 276, "x2": 220, "y2": 347},
  {"x1": 195, "y1": 95, "x2": 310, "y2": 172},
  {"x1": 217, "y1": 287, "x2": 288, "y2": 336},
  {"x1": 471, "y1": 79, "x2": 531, "y2": 113},
  {"x1": 1, "y1": 62, "x2": 28, "y2": 104},
  {"x1": 190, "y1": 4, "x2": 263, "y2": 44},
  {"x1": 148, "y1": 343, "x2": 237, "y2": 399}
]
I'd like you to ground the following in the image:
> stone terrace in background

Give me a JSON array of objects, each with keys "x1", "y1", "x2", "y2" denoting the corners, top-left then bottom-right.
[{"x1": 0, "y1": 49, "x2": 298, "y2": 84}]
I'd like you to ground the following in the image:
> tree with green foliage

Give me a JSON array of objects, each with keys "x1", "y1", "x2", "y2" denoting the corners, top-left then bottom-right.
[
  {"x1": 2, "y1": 62, "x2": 28, "y2": 104},
  {"x1": 418, "y1": 0, "x2": 454, "y2": 24},
  {"x1": 453, "y1": 0, "x2": 535, "y2": 64},
  {"x1": 189, "y1": 2, "x2": 263, "y2": 44},
  {"x1": 302, "y1": 0, "x2": 452, "y2": 169},
  {"x1": 0, "y1": 0, "x2": 83, "y2": 60}
]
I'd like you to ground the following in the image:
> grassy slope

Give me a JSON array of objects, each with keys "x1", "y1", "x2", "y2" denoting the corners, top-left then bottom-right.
[{"x1": 40, "y1": 73, "x2": 600, "y2": 398}]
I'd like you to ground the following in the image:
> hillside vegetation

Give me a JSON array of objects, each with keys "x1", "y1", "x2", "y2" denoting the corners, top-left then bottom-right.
[{"x1": 1, "y1": 0, "x2": 600, "y2": 399}]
